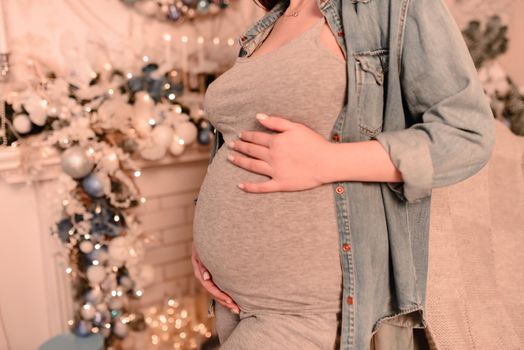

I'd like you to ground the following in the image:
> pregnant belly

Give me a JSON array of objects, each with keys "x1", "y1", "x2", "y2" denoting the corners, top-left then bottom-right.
[{"x1": 193, "y1": 148, "x2": 342, "y2": 314}]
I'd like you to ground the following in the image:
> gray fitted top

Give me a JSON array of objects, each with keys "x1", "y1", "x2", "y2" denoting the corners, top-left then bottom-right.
[{"x1": 193, "y1": 17, "x2": 348, "y2": 316}]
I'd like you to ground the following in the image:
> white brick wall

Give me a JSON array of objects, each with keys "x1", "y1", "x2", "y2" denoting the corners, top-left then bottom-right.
[{"x1": 129, "y1": 150, "x2": 210, "y2": 308}]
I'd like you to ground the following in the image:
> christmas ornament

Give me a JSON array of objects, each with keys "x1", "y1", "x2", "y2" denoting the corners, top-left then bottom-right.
[
  {"x1": 12, "y1": 114, "x2": 31, "y2": 134},
  {"x1": 79, "y1": 240, "x2": 94, "y2": 254},
  {"x1": 175, "y1": 121, "x2": 198, "y2": 145},
  {"x1": 87, "y1": 265, "x2": 107, "y2": 285},
  {"x1": 108, "y1": 237, "x2": 129, "y2": 263},
  {"x1": 80, "y1": 303, "x2": 97, "y2": 320},
  {"x1": 23, "y1": 93, "x2": 48, "y2": 126},
  {"x1": 121, "y1": 0, "x2": 236, "y2": 23},
  {"x1": 82, "y1": 172, "x2": 106, "y2": 198},
  {"x1": 133, "y1": 91, "x2": 155, "y2": 137},
  {"x1": 60, "y1": 146, "x2": 94, "y2": 179},
  {"x1": 85, "y1": 288, "x2": 104, "y2": 304},
  {"x1": 169, "y1": 134, "x2": 185, "y2": 156},
  {"x1": 151, "y1": 124, "x2": 174, "y2": 148},
  {"x1": 73, "y1": 320, "x2": 92, "y2": 337},
  {"x1": 112, "y1": 318, "x2": 128, "y2": 338}
]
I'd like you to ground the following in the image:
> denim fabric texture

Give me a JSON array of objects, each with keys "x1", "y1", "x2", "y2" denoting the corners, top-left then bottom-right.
[{"x1": 197, "y1": 0, "x2": 496, "y2": 348}]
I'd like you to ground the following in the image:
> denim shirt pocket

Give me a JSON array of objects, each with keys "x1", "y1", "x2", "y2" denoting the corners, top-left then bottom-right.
[{"x1": 353, "y1": 49, "x2": 389, "y2": 138}]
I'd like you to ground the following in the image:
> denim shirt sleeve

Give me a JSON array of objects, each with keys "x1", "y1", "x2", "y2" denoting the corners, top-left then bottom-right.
[{"x1": 371, "y1": 0, "x2": 496, "y2": 203}]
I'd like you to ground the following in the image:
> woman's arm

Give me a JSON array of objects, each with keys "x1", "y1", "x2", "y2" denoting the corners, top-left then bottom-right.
[
  {"x1": 318, "y1": 140, "x2": 403, "y2": 185},
  {"x1": 365, "y1": 0, "x2": 496, "y2": 203}
]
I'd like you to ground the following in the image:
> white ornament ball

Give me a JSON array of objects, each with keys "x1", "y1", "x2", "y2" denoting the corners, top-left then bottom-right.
[
  {"x1": 13, "y1": 114, "x2": 32, "y2": 134},
  {"x1": 79, "y1": 240, "x2": 94, "y2": 254},
  {"x1": 60, "y1": 146, "x2": 94, "y2": 179},
  {"x1": 113, "y1": 318, "x2": 128, "y2": 338},
  {"x1": 85, "y1": 288, "x2": 103, "y2": 304},
  {"x1": 25, "y1": 95, "x2": 48, "y2": 126},
  {"x1": 175, "y1": 121, "x2": 198, "y2": 145},
  {"x1": 169, "y1": 135, "x2": 185, "y2": 156},
  {"x1": 132, "y1": 116, "x2": 152, "y2": 137},
  {"x1": 140, "y1": 142, "x2": 167, "y2": 160},
  {"x1": 80, "y1": 303, "x2": 97, "y2": 320},
  {"x1": 100, "y1": 275, "x2": 115, "y2": 291},
  {"x1": 108, "y1": 237, "x2": 128, "y2": 262},
  {"x1": 132, "y1": 91, "x2": 155, "y2": 137},
  {"x1": 152, "y1": 125, "x2": 174, "y2": 148},
  {"x1": 86, "y1": 265, "x2": 106, "y2": 285}
]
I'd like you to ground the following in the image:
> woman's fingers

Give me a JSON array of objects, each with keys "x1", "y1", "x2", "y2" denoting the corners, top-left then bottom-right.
[
  {"x1": 214, "y1": 298, "x2": 240, "y2": 314},
  {"x1": 191, "y1": 244, "x2": 208, "y2": 279},
  {"x1": 200, "y1": 279, "x2": 240, "y2": 312},
  {"x1": 191, "y1": 244, "x2": 240, "y2": 313}
]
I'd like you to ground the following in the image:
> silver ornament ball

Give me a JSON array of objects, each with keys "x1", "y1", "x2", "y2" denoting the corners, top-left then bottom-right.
[{"x1": 60, "y1": 146, "x2": 94, "y2": 179}]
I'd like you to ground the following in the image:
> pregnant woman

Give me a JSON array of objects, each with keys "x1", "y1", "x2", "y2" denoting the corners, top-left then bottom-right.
[
  {"x1": 192, "y1": 0, "x2": 495, "y2": 349},
  {"x1": 194, "y1": 3, "x2": 346, "y2": 349}
]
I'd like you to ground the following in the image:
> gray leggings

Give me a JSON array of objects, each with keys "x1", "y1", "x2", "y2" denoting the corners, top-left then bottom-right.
[
  {"x1": 214, "y1": 302, "x2": 340, "y2": 349},
  {"x1": 214, "y1": 302, "x2": 431, "y2": 350}
]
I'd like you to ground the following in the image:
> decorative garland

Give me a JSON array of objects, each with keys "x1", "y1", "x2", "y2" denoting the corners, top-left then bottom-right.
[
  {"x1": 0, "y1": 54, "x2": 216, "y2": 347},
  {"x1": 462, "y1": 14, "x2": 524, "y2": 136},
  {"x1": 121, "y1": 0, "x2": 236, "y2": 23}
]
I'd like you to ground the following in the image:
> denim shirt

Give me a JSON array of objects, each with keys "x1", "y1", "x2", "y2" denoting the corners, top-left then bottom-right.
[{"x1": 198, "y1": 0, "x2": 496, "y2": 348}]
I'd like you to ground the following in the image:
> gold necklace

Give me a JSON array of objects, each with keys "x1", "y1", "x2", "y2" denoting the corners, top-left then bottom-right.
[{"x1": 283, "y1": 0, "x2": 309, "y2": 17}]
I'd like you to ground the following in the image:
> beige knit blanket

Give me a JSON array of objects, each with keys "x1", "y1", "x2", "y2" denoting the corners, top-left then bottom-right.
[{"x1": 424, "y1": 119, "x2": 524, "y2": 349}]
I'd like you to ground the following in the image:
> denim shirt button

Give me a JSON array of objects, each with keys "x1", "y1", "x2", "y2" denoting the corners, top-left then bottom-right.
[
  {"x1": 342, "y1": 243, "x2": 351, "y2": 251},
  {"x1": 337, "y1": 30, "x2": 344, "y2": 37},
  {"x1": 346, "y1": 295, "x2": 354, "y2": 305},
  {"x1": 335, "y1": 185, "x2": 345, "y2": 194},
  {"x1": 331, "y1": 133, "x2": 341, "y2": 142}
]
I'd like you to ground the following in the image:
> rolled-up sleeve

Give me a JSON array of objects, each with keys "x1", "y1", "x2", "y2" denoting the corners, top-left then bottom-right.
[{"x1": 371, "y1": 0, "x2": 496, "y2": 203}]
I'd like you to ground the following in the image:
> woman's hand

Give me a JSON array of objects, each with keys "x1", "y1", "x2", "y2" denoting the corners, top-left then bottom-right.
[
  {"x1": 191, "y1": 243, "x2": 240, "y2": 314},
  {"x1": 227, "y1": 113, "x2": 333, "y2": 193}
]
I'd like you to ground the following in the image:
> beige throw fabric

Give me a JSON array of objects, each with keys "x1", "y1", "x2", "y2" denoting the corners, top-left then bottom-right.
[{"x1": 424, "y1": 119, "x2": 524, "y2": 349}]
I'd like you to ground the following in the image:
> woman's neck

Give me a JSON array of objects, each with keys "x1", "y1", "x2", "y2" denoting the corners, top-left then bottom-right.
[{"x1": 286, "y1": 0, "x2": 319, "y2": 16}]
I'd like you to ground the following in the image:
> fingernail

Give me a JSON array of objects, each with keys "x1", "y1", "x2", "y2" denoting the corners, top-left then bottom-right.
[
  {"x1": 237, "y1": 132, "x2": 242, "y2": 138},
  {"x1": 256, "y1": 113, "x2": 268, "y2": 120},
  {"x1": 227, "y1": 141, "x2": 235, "y2": 149},
  {"x1": 202, "y1": 271, "x2": 210, "y2": 280},
  {"x1": 227, "y1": 154, "x2": 235, "y2": 162},
  {"x1": 226, "y1": 299, "x2": 232, "y2": 304},
  {"x1": 231, "y1": 308, "x2": 240, "y2": 314},
  {"x1": 237, "y1": 183, "x2": 244, "y2": 189}
]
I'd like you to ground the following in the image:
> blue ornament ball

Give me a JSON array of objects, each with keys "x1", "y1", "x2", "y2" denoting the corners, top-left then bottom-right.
[
  {"x1": 86, "y1": 245, "x2": 109, "y2": 263},
  {"x1": 167, "y1": 5, "x2": 181, "y2": 21},
  {"x1": 56, "y1": 218, "x2": 73, "y2": 242},
  {"x1": 197, "y1": 128, "x2": 211, "y2": 145},
  {"x1": 82, "y1": 172, "x2": 105, "y2": 198},
  {"x1": 73, "y1": 320, "x2": 92, "y2": 337},
  {"x1": 84, "y1": 288, "x2": 103, "y2": 304},
  {"x1": 92, "y1": 311, "x2": 106, "y2": 327}
]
